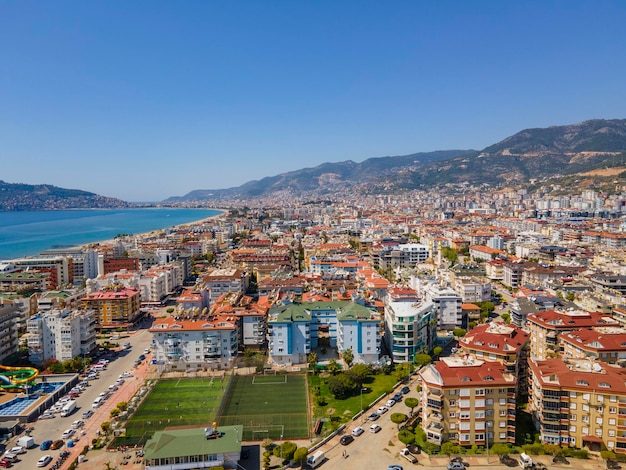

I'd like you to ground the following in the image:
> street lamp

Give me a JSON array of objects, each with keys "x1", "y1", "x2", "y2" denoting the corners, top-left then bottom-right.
[{"x1": 360, "y1": 387, "x2": 367, "y2": 423}]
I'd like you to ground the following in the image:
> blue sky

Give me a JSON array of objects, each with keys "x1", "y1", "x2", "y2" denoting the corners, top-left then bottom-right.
[{"x1": 1, "y1": 1, "x2": 625, "y2": 202}]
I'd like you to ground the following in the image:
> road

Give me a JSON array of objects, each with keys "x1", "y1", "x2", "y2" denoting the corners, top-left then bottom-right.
[{"x1": 5, "y1": 327, "x2": 152, "y2": 469}]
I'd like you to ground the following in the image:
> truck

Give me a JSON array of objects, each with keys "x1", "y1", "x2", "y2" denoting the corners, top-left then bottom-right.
[
  {"x1": 16, "y1": 436, "x2": 35, "y2": 449},
  {"x1": 400, "y1": 448, "x2": 418, "y2": 464},
  {"x1": 306, "y1": 450, "x2": 326, "y2": 468},
  {"x1": 60, "y1": 400, "x2": 77, "y2": 417}
]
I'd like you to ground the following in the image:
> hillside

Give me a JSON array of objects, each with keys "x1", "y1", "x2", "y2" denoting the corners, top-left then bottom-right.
[
  {"x1": 0, "y1": 181, "x2": 129, "y2": 211},
  {"x1": 165, "y1": 119, "x2": 626, "y2": 202}
]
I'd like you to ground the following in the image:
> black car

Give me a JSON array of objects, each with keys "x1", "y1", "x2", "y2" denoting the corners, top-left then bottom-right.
[
  {"x1": 552, "y1": 456, "x2": 570, "y2": 465},
  {"x1": 406, "y1": 443, "x2": 421, "y2": 454},
  {"x1": 340, "y1": 435, "x2": 354, "y2": 445},
  {"x1": 401, "y1": 386, "x2": 410, "y2": 394},
  {"x1": 607, "y1": 460, "x2": 621, "y2": 470}
]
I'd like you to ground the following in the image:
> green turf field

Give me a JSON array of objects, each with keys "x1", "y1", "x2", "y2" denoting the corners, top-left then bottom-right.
[
  {"x1": 218, "y1": 374, "x2": 309, "y2": 440},
  {"x1": 121, "y1": 377, "x2": 227, "y2": 445}
]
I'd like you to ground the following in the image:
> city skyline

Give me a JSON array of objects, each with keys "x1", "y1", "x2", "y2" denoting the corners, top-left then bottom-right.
[{"x1": 1, "y1": 1, "x2": 625, "y2": 202}]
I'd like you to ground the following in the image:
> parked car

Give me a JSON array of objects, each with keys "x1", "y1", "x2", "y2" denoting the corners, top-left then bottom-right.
[
  {"x1": 370, "y1": 424, "x2": 382, "y2": 433},
  {"x1": 71, "y1": 420, "x2": 84, "y2": 429},
  {"x1": 401, "y1": 386, "x2": 410, "y2": 394},
  {"x1": 607, "y1": 461, "x2": 622, "y2": 470},
  {"x1": 393, "y1": 392, "x2": 403, "y2": 402},
  {"x1": 82, "y1": 409, "x2": 94, "y2": 419},
  {"x1": 553, "y1": 456, "x2": 570, "y2": 465},
  {"x1": 37, "y1": 454, "x2": 53, "y2": 467},
  {"x1": 377, "y1": 406, "x2": 389, "y2": 414},
  {"x1": 351, "y1": 426, "x2": 364, "y2": 437},
  {"x1": 447, "y1": 462, "x2": 466, "y2": 470},
  {"x1": 6, "y1": 447, "x2": 24, "y2": 455},
  {"x1": 385, "y1": 399, "x2": 396, "y2": 407},
  {"x1": 0, "y1": 458, "x2": 11, "y2": 468},
  {"x1": 388, "y1": 466, "x2": 403, "y2": 470},
  {"x1": 61, "y1": 429, "x2": 75, "y2": 439},
  {"x1": 368, "y1": 412, "x2": 380, "y2": 421},
  {"x1": 51, "y1": 439, "x2": 64, "y2": 449},
  {"x1": 40, "y1": 440, "x2": 53, "y2": 451},
  {"x1": 339, "y1": 435, "x2": 354, "y2": 445}
]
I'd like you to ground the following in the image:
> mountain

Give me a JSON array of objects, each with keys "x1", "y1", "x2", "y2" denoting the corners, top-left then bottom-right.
[
  {"x1": 165, "y1": 119, "x2": 626, "y2": 202},
  {"x1": 164, "y1": 149, "x2": 473, "y2": 202},
  {"x1": 0, "y1": 181, "x2": 129, "y2": 211}
]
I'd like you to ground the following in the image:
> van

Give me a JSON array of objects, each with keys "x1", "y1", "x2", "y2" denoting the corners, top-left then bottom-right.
[
  {"x1": 307, "y1": 450, "x2": 326, "y2": 468},
  {"x1": 92, "y1": 397, "x2": 104, "y2": 408},
  {"x1": 519, "y1": 452, "x2": 533, "y2": 468},
  {"x1": 17, "y1": 436, "x2": 35, "y2": 449}
]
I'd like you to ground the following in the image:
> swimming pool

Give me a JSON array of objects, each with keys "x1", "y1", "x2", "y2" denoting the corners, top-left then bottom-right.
[{"x1": 0, "y1": 382, "x2": 64, "y2": 416}]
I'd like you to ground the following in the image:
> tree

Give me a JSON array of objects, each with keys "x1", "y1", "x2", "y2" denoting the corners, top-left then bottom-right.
[
  {"x1": 342, "y1": 348, "x2": 354, "y2": 368},
  {"x1": 565, "y1": 291, "x2": 575, "y2": 301},
  {"x1": 327, "y1": 374, "x2": 356, "y2": 399},
  {"x1": 117, "y1": 401, "x2": 128, "y2": 411},
  {"x1": 273, "y1": 441, "x2": 297, "y2": 461},
  {"x1": 453, "y1": 328, "x2": 467, "y2": 338},
  {"x1": 405, "y1": 397, "x2": 419, "y2": 416},
  {"x1": 293, "y1": 447, "x2": 309, "y2": 467},
  {"x1": 327, "y1": 358, "x2": 340, "y2": 375},
  {"x1": 110, "y1": 408, "x2": 120, "y2": 418},
  {"x1": 100, "y1": 421, "x2": 111, "y2": 434},
  {"x1": 441, "y1": 442, "x2": 462, "y2": 457},
  {"x1": 501, "y1": 313, "x2": 511, "y2": 324},
  {"x1": 307, "y1": 352, "x2": 318, "y2": 370},
  {"x1": 390, "y1": 412, "x2": 408, "y2": 430},
  {"x1": 433, "y1": 346, "x2": 443, "y2": 358},
  {"x1": 413, "y1": 353, "x2": 432, "y2": 368},
  {"x1": 344, "y1": 363, "x2": 370, "y2": 386},
  {"x1": 490, "y1": 443, "x2": 510, "y2": 457},
  {"x1": 398, "y1": 429, "x2": 415, "y2": 445}
]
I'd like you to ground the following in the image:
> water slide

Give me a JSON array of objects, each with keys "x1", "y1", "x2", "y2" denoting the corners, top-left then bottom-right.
[{"x1": 0, "y1": 365, "x2": 39, "y2": 389}]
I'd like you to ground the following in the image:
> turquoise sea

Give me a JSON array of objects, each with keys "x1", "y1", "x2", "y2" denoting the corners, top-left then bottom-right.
[{"x1": 0, "y1": 208, "x2": 222, "y2": 260}]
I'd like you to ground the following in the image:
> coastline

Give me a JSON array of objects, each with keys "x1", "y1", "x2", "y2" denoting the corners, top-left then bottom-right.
[
  {"x1": 81, "y1": 208, "x2": 227, "y2": 251},
  {"x1": 0, "y1": 207, "x2": 227, "y2": 260}
]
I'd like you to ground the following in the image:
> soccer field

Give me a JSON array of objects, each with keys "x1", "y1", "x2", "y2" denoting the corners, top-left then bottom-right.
[
  {"x1": 218, "y1": 374, "x2": 309, "y2": 440},
  {"x1": 121, "y1": 377, "x2": 226, "y2": 445}
]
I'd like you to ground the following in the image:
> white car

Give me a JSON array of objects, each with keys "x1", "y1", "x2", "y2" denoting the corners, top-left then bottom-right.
[
  {"x1": 370, "y1": 424, "x2": 382, "y2": 433},
  {"x1": 82, "y1": 409, "x2": 94, "y2": 419},
  {"x1": 38, "y1": 454, "x2": 53, "y2": 467},
  {"x1": 377, "y1": 406, "x2": 389, "y2": 414},
  {"x1": 8, "y1": 446, "x2": 25, "y2": 455},
  {"x1": 61, "y1": 429, "x2": 75, "y2": 439},
  {"x1": 351, "y1": 426, "x2": 364, "y2": 437},
  {"x1": 385, "y1": 399, "x2": 396, "y2": 407},
  {"x1": 72, "y1": 420, "x2": 84, "y2": 429}
]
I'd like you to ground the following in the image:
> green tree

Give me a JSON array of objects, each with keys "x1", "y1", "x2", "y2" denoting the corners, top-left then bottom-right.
[
  {"x1": 327, "y1": 358, "x2": 340, "y2": 375},
  {"x1": 273, "y1": 441, "x2": 297, "y2": 461},
  {"x1": 326, "y1": 374, "x2": 356, "y2": 399},
  {"x1": 441, "y1": 246, "x2": 458, "y2": 264},
  {"x1": 404, "y1": 397, "x2": 419, "y2": 416},
  {"x1": 307, "y1": 352, "x2": 318, "y2": 370},
  {"x1": 344, "y1": 363, "x2": 370, "y2": 386},
  {"x1": 398, "y1": 429, "x2": 415, "y2": 445},
  {"x1": 342, "y1": 348, "x2": 354, "y2": 368},
  {"x1": 390, "y1": 412, "x2": 408, "y2": 430},
  {"x1": 100, "y1": 421, "x2": 111, "y2": 434},
  {"x1": 453, "y1": 328, "x2": 467, "y2": 337},
  {"x1": 293, "y1": 447, "x2": 308, "y2": 467},
  {"x1": 565, "y1": 291, "x2": 575, "y2": 301},
  {"x1": 441, "y1": 442, "x2": 462, "y2": 457},
  {"x1": 433, "y1": 346, "x2": 443, "y2": 358},
  {"x1": 490, "y1": 443, "x2": 510, "y2": 457},
  {"x1": 501, "y1": 313, "x2": 511, "y2": 324},
  {"x1": 413, "y1": 353, "x2": 432, "y2": 368},
  {"x1": 110, "y1": 408, "x2": 120, "y2": 418}
]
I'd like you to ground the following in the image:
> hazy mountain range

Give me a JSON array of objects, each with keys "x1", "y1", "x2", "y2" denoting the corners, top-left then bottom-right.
[{"x1": 1, "y1": 118, "x2": 625, "y2": 210}]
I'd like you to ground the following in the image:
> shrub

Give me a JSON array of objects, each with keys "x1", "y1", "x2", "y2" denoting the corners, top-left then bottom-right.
[{"x1": 398, "y1": 429, "x2": 415, "y2": 445}]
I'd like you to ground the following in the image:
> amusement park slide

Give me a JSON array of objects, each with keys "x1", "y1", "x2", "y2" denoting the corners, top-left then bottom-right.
[{"x1": 0, "y1": 365, "x2": 39, "y2": 389}]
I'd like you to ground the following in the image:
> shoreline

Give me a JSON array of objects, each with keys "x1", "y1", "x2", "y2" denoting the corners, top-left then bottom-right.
[{"x1": 81, "y1": 208, "x2": 227, "y2": 251}]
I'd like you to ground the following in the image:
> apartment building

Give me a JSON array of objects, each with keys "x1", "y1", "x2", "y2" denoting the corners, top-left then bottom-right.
[
  {"x1": 0, "y1": 305, "x2": 20, "y2": 363},
  {"x1": 377, "y1": 243, "x2": 430, "y2": 270},
  {"x1": 384, "y1": 287, "x2": 436, "y2": 362},
  {"x1": 452, "y1": 276, "x2": 492, "y2": 303},
  {"x1": 458, "y1": 322, "x2": 530, "y2": 397},
  {"x1": 419, "y1": 357, "x2": 516, "y2": 446},
  {"x1": 150, "y1": 314, "x2": 239, "y2": 370},
  {"x1": 80, "y1": 285, "x2": 142, "y2": 327},
  {"x1": 267, "y1": 301, "x2": 381, "y2": 366},
  {"x1": 26, "y1": 308, "x2": 96, "y2": 365},
  {"x1": 528, "y1": 357, "x2": 626, "y2": 452},
  {"x1": 202, "y1": 269, "x2": 249, "y2": 303},
  {"x1": 560, "y1": 328, "x2": 626, "y2": 365},
  {"x1": 424, "y1": 282, "x2": 465, "y2": 331},
  {"x1": 9, "y1": 255, "x2": 72, "y2": 289},
  {"x1": 526, "y1": 309, "x2": 619, "y2": 360}
]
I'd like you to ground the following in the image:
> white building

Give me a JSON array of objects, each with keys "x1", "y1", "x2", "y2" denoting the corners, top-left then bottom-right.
[
  {"x1": 384, "y1": 296, "x2": 437, "y2": 363},
  {"x1": 26, "y1": 309, "x2": 96, "y2": 365},
  {"x1": 149, "y1": 314, "x2": 239, "y2": 370},
  {"x1": 423, "y1": 282, "x2": 465, "y2": 330},
  {"x1": 202, "y1": 269, "x2": 249, "y2": 303}
]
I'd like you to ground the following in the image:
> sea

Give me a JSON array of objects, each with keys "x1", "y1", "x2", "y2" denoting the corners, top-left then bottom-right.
[{"x1": 0, "y1": 208, "x2": 222, "y2": 260}]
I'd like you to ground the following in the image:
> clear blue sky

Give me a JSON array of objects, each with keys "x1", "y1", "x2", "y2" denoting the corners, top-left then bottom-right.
[{"x1": 1, "y1": 1, "x2": 625, "y2": 202}]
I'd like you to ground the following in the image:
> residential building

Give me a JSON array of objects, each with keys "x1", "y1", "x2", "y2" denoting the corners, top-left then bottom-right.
[
  {"x1": 424, "y1": 283, "x2": 465, "y2": 330},
  {"x1": 143, "y1": 425, "x2": 242, "y2": 470},
  {"x1": 526, "y1": 309, "x2": 619, "y2": 360},
  {"x1": 384, "y1": 287, "x2": 436, "y2": 362},
  {"x1": 80, "y1": 285, "x2": 141, "y2": 327},
  {"x1": 26, "y1": 308, "x2": 96, "y2": 365},
  {"x1": 452, "y1": 276, "x2": 492, "y2": 303},
  {"x1": 202, "y1": 269, "x2": 249, "y2": 303},
  {"x1": 150, "y1": 314, "x2": 239, "y2": 370},
  {"x1": 0, "y1": 305, "x2": 20, "y2": 363},
  {"x1": 419, "y1": 357, "x2": 516, "y2": 446},
  {"x1": 560, "y1": 328, "x2": 626, "y2": 365},
  {"x1": 268, "y1": 301, "x2": 381, "y2": 366},
  {"x1": 458, "y1": 322, "x2": 530, "y2": 397},
  {"x1": 528, "y1": 357, "x2": 626, "y2": 452}
]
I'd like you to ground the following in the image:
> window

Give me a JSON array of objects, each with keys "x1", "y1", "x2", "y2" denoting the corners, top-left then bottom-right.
[
  {"x1": 499, "y1": 398, "x2": 506, "y2": 405},
  {"x1": 569, "y1": 425, "x2": 576, "y2": 432},
  {"x1": 570, "y1": 403, "x2": 577, "y2": 410},
  {"x1": 610, "y1": 418, "x2": 616, "y2": 425},
  {"x1": 450, "y1": 389, "x2": 457, "y2": 395},
  {"x1": 499, "y1": 432, "x2": 506, "y2": 439},
  {"x1": 449, "y1": 412, "x2": 456, "y2": 418},
  {"x1": 450, "y1": 422, "x2": 456, "y2": 429},
  {"x1": 499, "y1": 421, "x2": 506, "y2": 428},
  {"x1": 449, "y1": 400, "x2": 456, "y2": 407},
  {"x1": 476, "y1": 389, "x2": 485, "y2": 396},
  {"x1": 610, "y1": 407, "x2": 617, "y2": 414},
  {"x1": 499, "y1": 410, "x2": 507, "y2": 417},
  {"x1": 475, "y1": 433, "x2": 484, "y2": 440},
  {"x1": 570, "y1": 414, "x2": 576, "y2": 421},
  {"x1": 486, "y1": 398, "x2": 494, "y2": 405}
]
